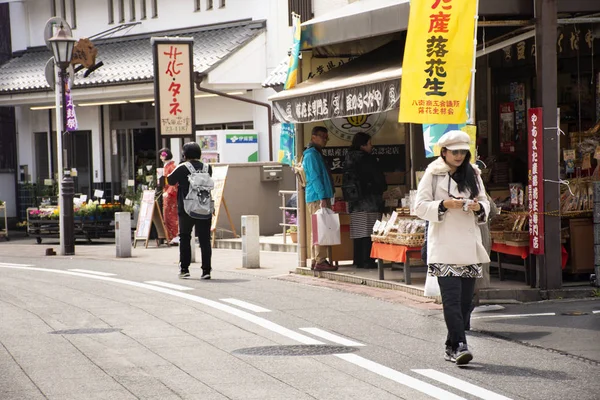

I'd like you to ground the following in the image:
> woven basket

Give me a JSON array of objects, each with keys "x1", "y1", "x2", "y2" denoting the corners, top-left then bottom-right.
[
  {"x1": 490, "y1": 231, "x2": 504, "y2": 241},
  {"x1": 504, "y1": 230, "x2": 529, "y2": 242},
  {"x1": 389, "y1": 232, "x2": 425, "y2": 247}
]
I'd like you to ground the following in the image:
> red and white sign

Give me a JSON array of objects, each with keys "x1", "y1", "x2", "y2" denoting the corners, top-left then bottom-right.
[{"x1": 527, "y1": 108, "x2": 544, "y2": 254}]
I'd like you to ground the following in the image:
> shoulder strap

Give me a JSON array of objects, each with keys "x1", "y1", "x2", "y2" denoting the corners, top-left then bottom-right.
[
  {"x1": 201, "y1": 163, "x2": 209, "y2": 173},
  {"x1": 184, "y1": 162, "x2": 195, "y2": 174}
]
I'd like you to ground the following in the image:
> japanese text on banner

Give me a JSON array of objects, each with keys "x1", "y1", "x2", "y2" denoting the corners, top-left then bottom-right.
[
  {"x1": 399, "y1": 0, "x2": 476, "y2": 124},
  {"x1": 527, "y1": 108, "x2": 544, "y2": 255}
]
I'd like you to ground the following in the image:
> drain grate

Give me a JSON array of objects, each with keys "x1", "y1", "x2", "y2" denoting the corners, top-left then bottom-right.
[
  {"x1": 50, "y1": 328, "x2": 122, "y2": 335},
  {"x1": 232, "y1": 345, "x2": 358, "y2": 357}
]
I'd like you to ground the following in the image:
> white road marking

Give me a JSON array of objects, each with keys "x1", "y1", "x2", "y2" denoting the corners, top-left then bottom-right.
[
  {"x1": 145, "y1": 281, "x2": 194, "y2": 291},
  {"x1": 300, "y1": 327, "x2": 365, "y2": 347},
  {"x1": 471, "y1": 312, "x2": 555, "y2": 320},
  {"x1": 592, "y1": 310, "x2": 600, "y2": 314},
  {"x1": 68, "y1": 269, "x2": 116, "y2": 276},
  {"x1": 0, "y1": 262, "x2": 33, "y2": 267},
  {"x1": 413, "y1": 369, "x2": 513, "y2": 400},
  {"x1": 336, "y1": 354, "x2": 466, "y2": 400},
  {"x1": 220, "y1": 298, "x2": 271, "y2": 312},
  {"x1": 0, "y1": 264, "x2": 324, "y2": 345}
]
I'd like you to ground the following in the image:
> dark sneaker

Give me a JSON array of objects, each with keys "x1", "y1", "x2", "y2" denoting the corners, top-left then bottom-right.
[
  {"x1": 444, "y1": 345, "x2": 453, "y2": 362},
  {"x1": 179, "y1": 270, "x2": 190, "y2": 278},
  {"x1": 452, "y1": 343, "x2": 473, "y2": 365},
  {"x1": 314, "y1": 262, "x2": 338, "y2": 272},
  {"x1": 200, "y1": 272, "x2": 211, "y2": 280}
]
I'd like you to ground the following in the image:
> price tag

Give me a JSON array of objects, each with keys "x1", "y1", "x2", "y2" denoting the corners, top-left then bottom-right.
[
  {"x1": 127, "y1": 179, "x2": 135, "y2": 187},
  {"x1": 93, "y1": 189, "x2": 104, "y2": 198},
  {"x1": 100, "y1": 199, "x2": 106, "y2": 205},
  {"x1": 114, "y1": 195, "x2": 120, "y2": 201},
  {"x1": 125, "y1": 199, "x2": 132, "y2": 206},
  {"x1": 138, "y1": 169, "x2": 143, "y2": 176},
  {"x1": 80, "y1": 195, "x2": 87, "y2": 202}
]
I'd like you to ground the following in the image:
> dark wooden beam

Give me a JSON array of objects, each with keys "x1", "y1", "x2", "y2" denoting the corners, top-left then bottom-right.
[{"x1": 535, "y1": 0, "x2": 562, "y2": 290}]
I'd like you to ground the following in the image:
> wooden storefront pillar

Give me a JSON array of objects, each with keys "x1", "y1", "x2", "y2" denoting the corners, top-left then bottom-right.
[{"x1": 535, "y1": 0, "x2": 562, "y2": 290}]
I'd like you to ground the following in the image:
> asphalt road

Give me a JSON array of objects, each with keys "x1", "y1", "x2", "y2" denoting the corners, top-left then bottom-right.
[{"x1": 0, "y1": 251, "x2": 599, "y2": 400}]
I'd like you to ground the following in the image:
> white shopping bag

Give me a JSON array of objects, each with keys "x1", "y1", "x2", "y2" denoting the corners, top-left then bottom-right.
[
  {"x1": 424, "y1": 273, "x2": 441, "y2": 297},
  {"x1": 311, "y1": 208, "x2": 341, "y2": 246}
]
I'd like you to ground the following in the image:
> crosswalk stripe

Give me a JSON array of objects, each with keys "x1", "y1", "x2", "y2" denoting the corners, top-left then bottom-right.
[
  {"x1": 413, "y1": 369, "x2": 513, "y2": 400},
  {"x1": 68, "y1": 269, "x2": 116, "y2": 276},
  {"x1": 336, "y1": 354, "x2": 467, "y2": 400},
  {"x1": 471, "y1": 312, "x2": 555, "y2": 320},
  {"x1": 300, "y1": 327, "x2": 365, "y2": 347},
  {"x1": 145, "y1": 281, "x2": 194, "y2": 291},
  {"x1": 220, "y1": 298, "x2": 271, "y2": 312}
]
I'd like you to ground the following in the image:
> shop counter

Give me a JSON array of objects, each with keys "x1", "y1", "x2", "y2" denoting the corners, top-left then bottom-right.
[{"x1": 370, "y1": 242, "x2": 423, "y2": 284}]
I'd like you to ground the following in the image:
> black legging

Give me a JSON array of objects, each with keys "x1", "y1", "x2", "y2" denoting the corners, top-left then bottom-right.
[{"x1": 178, "y1": 213, "x2": 212, "y2": 273}]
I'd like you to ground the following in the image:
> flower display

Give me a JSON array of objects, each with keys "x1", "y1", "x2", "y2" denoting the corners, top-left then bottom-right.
[{"x1": 30, "y1": 202, "x2": 122, "y2": 221}]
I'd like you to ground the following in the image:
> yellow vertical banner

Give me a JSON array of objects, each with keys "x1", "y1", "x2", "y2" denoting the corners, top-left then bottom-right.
[{"x1": 399, "y1": 0, "x2": 477, "y2": 124}]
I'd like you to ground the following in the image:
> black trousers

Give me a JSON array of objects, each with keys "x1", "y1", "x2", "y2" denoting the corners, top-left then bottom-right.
[
  {"x1": 438, "y1": 276, "x2": 476, "y2": 350},
  {"x1": 178, "y1": 213, "x2": 212, "y2": 273},
  {"x1": 353, "y1": 237, "x2": 375, "y2": 267}
]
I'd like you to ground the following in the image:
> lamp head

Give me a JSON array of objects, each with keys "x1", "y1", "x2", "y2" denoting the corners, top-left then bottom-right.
[{"x1": 49, "y1": 24, "x2": 76, "y2": 69}]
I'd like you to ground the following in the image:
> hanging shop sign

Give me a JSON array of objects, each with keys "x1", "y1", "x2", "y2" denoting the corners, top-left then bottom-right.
[
  {"x1": 528, "y1": 108, "x2": 544, "y2": 255},
  {"x1": 152, "y1": 38, "x2": 195, "y2": 137},
  {"x1": 399, "y1": 0, "x2": 477, "y2": 124},
  {"x1": 272, "y1": 80, "x2": 400, "y2": 124}
]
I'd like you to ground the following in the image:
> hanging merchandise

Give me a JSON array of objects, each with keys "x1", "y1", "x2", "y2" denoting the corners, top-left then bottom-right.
[
  {"x1": 499, "y1": 103, "x2": 515, "y2": 153},
  {"x1": 563, "y1": 149, "x2": 576, "y2": 174}
]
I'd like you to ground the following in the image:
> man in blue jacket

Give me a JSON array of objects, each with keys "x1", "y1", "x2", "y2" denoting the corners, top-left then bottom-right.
[{"x1": 303, "y1": 126, "x2": 338, "y2": 271}]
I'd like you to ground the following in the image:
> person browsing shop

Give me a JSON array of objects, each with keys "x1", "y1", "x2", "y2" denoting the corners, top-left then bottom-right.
[
  {"x1": 167, "y1": 142, "x2": 213, "y2": 280},
  {"x1": 302, "y1": 126, "x2": 338, "y2": 272},
  {"x1": 415, "y1": 130, "x2": 490, "y2": 366}
]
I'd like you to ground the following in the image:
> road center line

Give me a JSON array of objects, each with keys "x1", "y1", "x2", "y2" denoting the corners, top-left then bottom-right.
[
  {"x1": 0, "y1": 262, "x2": 33, "y2": 267},
  {"x1": 220, "y1": 298, "x2": 271, "y2": 312},
  {"x1": 471, "y1": 312, "x2": 555, "y2": 320},
  {"x1": 413, "y1": 369, "x2": 513, "y2": 400},
  {"x1": 300, "y1": 327, "x2": 365, "y2": 347},
  {"x1": 68, "y1": 269, "x2": 116, "y2": 276},
  {"x1": 145, "y1": 281, "x2": 194, "y2": 291},
  {"x1": 593, "y1": 310, "x2": 599, "y2": 314},
  {"x1": 336, "y1": 354, "x2": 466, "y2": 400}
]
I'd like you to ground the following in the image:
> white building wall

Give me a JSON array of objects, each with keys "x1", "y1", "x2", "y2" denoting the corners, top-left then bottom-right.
[{"x1": 194, "y1": 95, "x2": 253, "y2": 125}]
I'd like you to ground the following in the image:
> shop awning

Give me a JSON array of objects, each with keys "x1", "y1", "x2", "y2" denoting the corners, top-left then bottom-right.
[{"x1": 269, "y1": 42, "x2": 402, "y2": 124}]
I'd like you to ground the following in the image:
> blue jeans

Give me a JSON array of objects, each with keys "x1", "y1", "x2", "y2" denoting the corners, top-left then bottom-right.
[{"x1": 438, "y1": 276, "x2": 476, "y2": 350}]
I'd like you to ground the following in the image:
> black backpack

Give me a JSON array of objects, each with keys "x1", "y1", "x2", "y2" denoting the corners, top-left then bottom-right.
[{"x1": 342, "y1": 169, "x2": 362, "y2": 202}]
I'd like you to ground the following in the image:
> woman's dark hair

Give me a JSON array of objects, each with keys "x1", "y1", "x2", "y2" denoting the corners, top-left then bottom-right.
[
  {"x1": 182, "y1": 142, "x2": 202, "y2": 160},
  {"x1": 159, "y1": 147, "x2": 173, "y2": 160},
  {"x1": 442, "y1": 148, "x2": 480, "y2": 198},
  {"x1": 350, "y1": 132, "x2": 371, "y2": 151}
]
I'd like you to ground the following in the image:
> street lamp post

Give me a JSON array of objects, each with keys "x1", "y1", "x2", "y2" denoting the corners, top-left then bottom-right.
[{"x1": 49, "y1": 25, "x2": 76, "y2": 255}]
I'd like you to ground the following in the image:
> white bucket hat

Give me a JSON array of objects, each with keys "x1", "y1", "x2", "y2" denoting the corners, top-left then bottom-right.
[{"x1": 437, "y1": 130, "x2": 471, "y2": 151}]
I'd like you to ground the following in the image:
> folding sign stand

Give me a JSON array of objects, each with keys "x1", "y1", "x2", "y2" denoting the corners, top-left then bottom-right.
[{"x1": 133, "y1": 190, "x2": 169, "y2": 248}]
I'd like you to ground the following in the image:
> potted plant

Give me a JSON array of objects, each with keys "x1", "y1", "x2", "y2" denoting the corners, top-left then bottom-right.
[{"x1": 287, "y1": 226, "x2": 298, "y2": 243}]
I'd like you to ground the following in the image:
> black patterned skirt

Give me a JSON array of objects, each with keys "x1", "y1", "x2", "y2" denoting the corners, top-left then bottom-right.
[{"x1": 428, "y1": 263, "x2": 483, "y2": 278}]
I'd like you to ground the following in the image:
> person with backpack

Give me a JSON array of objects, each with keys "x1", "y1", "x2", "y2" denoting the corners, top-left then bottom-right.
[
  {"x1": 342, "y1": 132, "x2": 387, "y2": 269},
  {"x1": 167, "y1": 142, "x2": 214, "y2": 279},
  {"x1": 302, "y1": 126, "x2": 337, "y2": 272},
  {"x1": 415, "y1": 130, "x2": 490, "y2": 366}
]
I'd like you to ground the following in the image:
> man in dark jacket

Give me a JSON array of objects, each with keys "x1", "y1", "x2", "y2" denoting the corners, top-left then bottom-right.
[{"x1": 167, "y1": 142, "x2": 213, "y2": 279}]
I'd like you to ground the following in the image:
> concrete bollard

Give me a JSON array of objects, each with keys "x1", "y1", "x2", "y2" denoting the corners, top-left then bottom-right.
[
  {"x1": 115, "y1": 212, "x2": 132, "y2": 258},
  {"x1": 241, "y1": 215, "x2": 260, "y2": 269}
]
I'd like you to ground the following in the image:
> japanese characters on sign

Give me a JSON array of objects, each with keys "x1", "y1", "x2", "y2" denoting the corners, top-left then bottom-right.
[
  {"x1": 273, "y1": 80, "x2": 399, "y2": 124},
  {"x1": 527, "y1": 108, "x2": 544, "y2": 255},
  {"x1": 399, "y1": 0, "x2": 476, "y2": 124},
  {"x1": 65, "y1": 78, "x2": 78, "y2": 131},
  {"x1": 153, "y1": 39, "x2": 194, "y2": 137}
]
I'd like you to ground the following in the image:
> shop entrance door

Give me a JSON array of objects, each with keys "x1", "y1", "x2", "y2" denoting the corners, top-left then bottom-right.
[
  {"x1": 111, "y1": 128, "x2": 156, "y2": 196},
  {"x1": 69, "y1": 130, "x2": 93, "y2": 197}
]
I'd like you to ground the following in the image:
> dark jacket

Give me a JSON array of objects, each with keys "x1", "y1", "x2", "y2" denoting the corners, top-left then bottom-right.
[
  {"x1": 343, "y1": 150, "x2": 387, "y2": 213},
  {"x1": 167, "y1": 160, "x2": 213, "y2": 216}
]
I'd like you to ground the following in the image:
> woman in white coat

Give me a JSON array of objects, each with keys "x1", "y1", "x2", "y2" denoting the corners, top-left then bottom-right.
[{"x1": 415, "y1": 130, "x2": 490, "y2": 366}]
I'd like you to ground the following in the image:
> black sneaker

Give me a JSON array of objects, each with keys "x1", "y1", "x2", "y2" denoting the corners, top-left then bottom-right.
[
  {"x1": 444, "y1": 345, "x2": 453, "y2": 362},
  {"x1": 200, "y1": 272, "x2": 211, "y2": 280},
  {"x1": 452, "y1": 343, "x2": 473, "y2": 366},
  {"x1": 178, "y1": 270, "x2": 190, "y2": 278}
]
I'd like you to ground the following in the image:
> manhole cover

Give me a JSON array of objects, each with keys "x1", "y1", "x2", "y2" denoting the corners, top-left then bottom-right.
[
  {"x1": 50, "y1": 328, "x2": 122, "y2": 335},
  {"x1": 561, "y1": 311, "x2": 588, "y2": 316},
  {"x1": 232, "y1": 345, "x2": 358, "y2": 356}
]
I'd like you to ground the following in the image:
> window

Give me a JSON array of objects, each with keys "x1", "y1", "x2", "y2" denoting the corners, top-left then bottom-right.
[
  {"x1": 288, "y1": 0, "x2": 313, "y2": 25},
  {"x1": 70, "y1": 0, "x2": 77, "y2": 29},
  {"x1": 60, "y1": 0, "x2": 66, "y2": 19},
  {"x1": 118, "y1": 0, "x2": 125, "y2": 22},
  {"x1": 51, "y1": 0, "x2": 56, "y2": 17},
  {"x1": 151, "y1": 0, "x2": 157, "y2": 17},
  {"x1": 129, "y1": 0, "x2": 136, "y2": 21},
  {"x1": 220, "y1": 0, "x2": 225, "y2": 8},
  {"x1": 140, "y1": 0, "x2": 147, "y2": 19},
  {"x1": 195, "y1": 0, "x2": 201, "y2": 11},
  {"x1": 207, "y1": 0, "x2": 213, "y2": 10},
  {"x1": 0, "y1": 108, "x2": 17, "y2": 172},
  {"x1": 108, "y1": 0, "x2": 114, "y2": 24}
]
